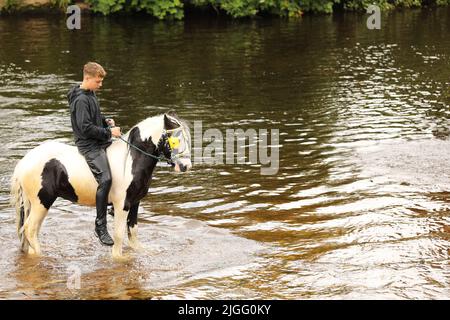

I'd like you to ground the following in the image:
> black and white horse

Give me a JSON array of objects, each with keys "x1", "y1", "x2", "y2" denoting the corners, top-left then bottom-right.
[{"x1": 10, "y1": 112, "x2": 192, "y2": 259}]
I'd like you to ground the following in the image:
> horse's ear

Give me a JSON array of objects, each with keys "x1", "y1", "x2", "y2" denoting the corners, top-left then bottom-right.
[
  {"x1": 164, "y1": 113, "x2": 179, "y2": 130},
  {"x1": 166, "y1": 110, "x2": 178, "y2": 118},
  {"x1": 164, "y1": 114, "x2": 171, "y2": 129}
]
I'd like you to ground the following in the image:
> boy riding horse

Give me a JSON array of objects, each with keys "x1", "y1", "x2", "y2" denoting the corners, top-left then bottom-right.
[{"x1": 67, "y1": 62, "x2": 121, "y2": 246}]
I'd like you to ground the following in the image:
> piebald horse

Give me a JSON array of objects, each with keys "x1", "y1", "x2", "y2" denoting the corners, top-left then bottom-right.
[{"x1": 10, "y1": 112, "x2": 192, "y2": 259}]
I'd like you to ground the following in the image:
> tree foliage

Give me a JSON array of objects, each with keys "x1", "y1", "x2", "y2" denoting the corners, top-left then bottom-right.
[
  {"x1": 3, "y1": 0, "x2": 449, "y2": 19},
  {"x1": 84, "y1": 0, "x2": 450, "y2": 19}
]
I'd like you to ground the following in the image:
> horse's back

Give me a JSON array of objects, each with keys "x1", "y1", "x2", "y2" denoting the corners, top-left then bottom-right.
[
  {"x1": 15, "y1": 140, "x2": 97, "y2": 206},
  {"x1": 15, "y1": 140, "x2": 74, "y2": 176},
  {"x1": 15, "y1": 140, "x2": 129, "y2": 207},
  {"x1": 22, "y1": 140, "x2": 77, "y2": 160}
]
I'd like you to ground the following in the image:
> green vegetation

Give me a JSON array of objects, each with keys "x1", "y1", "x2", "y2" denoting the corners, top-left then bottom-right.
[
  {"x1": 50, "y1": 0, "x2": 72, "y2": 8},
  {"x1": 1, "y1": 0, "x2": 449, "y2": 19},
  {"x1": 4, "y1": 0, "x2": 18, "y2": 10},
  {"x1": 85, "y1": 0, "x2": 450, "y2": 19}
]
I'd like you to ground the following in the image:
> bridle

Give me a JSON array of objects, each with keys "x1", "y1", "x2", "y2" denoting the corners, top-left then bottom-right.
[{"x1": 116, "y1": 124, "x2": 190, "y2": 165}]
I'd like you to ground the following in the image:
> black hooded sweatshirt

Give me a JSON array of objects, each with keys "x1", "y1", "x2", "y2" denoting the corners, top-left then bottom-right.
[{"x1": 67, "y1": 85, "x2": 112, "y2": 154}]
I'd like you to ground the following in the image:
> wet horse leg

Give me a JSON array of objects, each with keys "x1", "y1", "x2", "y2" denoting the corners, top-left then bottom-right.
[
  {"x1": 24, "y1": 200, "x2": 50, "y2": 255},
  {"x1": 127, "y1": 202, "x2": 143, "y2": 251}
]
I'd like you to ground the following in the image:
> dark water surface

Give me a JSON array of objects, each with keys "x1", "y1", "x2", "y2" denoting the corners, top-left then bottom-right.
[{"x1": 0, "y1": 9, "x2": 449, "y2": 299}]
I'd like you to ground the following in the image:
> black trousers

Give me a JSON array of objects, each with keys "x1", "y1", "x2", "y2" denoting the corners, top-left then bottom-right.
[{"x1": 82, "y1": 148, "x2": 112, "y2": 228}]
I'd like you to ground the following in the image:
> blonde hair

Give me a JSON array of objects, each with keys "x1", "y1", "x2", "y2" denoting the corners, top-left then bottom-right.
[{"x1": 83, "y1": 62, "x2": 106, "y2": 78}]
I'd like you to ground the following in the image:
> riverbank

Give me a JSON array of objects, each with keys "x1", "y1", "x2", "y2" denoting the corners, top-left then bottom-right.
[
  {"x1": 1, "y1": 0, "x2": 449, "y2": 20},
  {"x1": 0, "y1": 0, "x2": 55, "y2": 12}
]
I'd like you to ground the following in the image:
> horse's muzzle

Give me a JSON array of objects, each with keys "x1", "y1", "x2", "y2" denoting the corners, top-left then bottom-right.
[{"x1": 174, "y1": 159, "x2": 192, "y2": 172}]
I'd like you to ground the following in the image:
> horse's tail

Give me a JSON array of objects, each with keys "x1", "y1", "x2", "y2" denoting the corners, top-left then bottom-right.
[{"x1": 10, "y1": 163, "x2": 30, "y2": 250}]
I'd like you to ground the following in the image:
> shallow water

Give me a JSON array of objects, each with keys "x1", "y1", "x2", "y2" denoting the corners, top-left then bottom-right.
[{"x1": 0, "y1": 9, "x2": 449, "y2": 299}]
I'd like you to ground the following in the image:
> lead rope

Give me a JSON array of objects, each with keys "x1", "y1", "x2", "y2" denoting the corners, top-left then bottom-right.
[
  {"x1": 109, "y1": 126, "x2": 168, "y2": 162},
  {"x1": 117, "y1": 136, "x2": 167, "y2": 162}
]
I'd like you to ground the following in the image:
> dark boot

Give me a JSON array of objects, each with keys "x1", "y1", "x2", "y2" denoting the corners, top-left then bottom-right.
[
  {"x1": 94, "y1": 183, "x2": 114, "y2": 246},
  {"x1": 95, "y1": 224, "x2": 114, "y2": 246}
]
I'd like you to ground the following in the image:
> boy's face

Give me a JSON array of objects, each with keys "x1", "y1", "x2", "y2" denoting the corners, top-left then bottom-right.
[{"x1": 83, "y1": 75, "x2": 104, "y2": 91}]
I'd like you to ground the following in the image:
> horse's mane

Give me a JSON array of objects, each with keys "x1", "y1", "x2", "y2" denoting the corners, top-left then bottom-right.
[
  {"x1": 122, "y1": 112, "x2": 190, "y2": 143},
  {"x1": 123, "y1": 114, "x2": 163, "y2": 141}
]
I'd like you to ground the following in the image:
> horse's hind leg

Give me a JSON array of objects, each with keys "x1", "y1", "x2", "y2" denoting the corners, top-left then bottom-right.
[
  {"x1": 19, "y1": 200, "x2": 31, "y2": 253},
  {"x1": 24, "y1": 201, "x2": 50, "y2": 255},
  {"x1": 127, "y1": 202, "x2": 143, "y2": 252}
]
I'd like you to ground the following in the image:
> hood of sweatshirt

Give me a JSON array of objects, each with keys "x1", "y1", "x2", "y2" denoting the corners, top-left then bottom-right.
[{"x1": 67, "y1": 84, "x2": 94, "y2": 105}]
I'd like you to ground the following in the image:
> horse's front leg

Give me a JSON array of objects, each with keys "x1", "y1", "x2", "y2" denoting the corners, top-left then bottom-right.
[
  {"x1": 111, "y1": 203, "x2": 128, "y2": 260},
  {"x1": 127, "y1": 202, "x2": 144, "y2": 252}
]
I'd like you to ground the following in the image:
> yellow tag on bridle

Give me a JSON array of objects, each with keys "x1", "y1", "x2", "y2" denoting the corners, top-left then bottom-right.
[{"x1": 168, "y1": 136, "x2": 180, "y2": 149}]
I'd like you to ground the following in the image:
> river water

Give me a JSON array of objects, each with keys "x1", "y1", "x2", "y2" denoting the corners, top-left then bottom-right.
[{"x1": 0, "y1": 9, "x2": 449, "y2": 299}]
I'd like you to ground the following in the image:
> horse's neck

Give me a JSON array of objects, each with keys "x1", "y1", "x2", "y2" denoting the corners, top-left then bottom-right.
[
  {"x1": 107, "y1": 114, "x2": 165, "y2": 157},
  {"x1": 106, "y1": 116, "x2": 164, "y2": 183},
  {"x1": 133, "y1": 114, "x2": 165, "y2": 144}
]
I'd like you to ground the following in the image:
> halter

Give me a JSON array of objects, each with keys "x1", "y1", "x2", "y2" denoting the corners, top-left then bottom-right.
[
  {"x1": 115, "y1": 125, "x2": 190, "y2": 164},
  {"x1": 162, "y1": 126, "x2": 191, "y2": 160}
]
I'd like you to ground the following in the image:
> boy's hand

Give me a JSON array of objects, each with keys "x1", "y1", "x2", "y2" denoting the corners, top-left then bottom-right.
[
  {"x1": 110, "y1": 127, "x2": 121, "y2": 137},
  {"x1": 106, "y1": 118, "x2": 115, "y2": 127}
]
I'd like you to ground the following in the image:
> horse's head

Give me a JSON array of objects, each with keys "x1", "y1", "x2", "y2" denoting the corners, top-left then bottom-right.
[{"x1": 160, "y1": 112, "x2": 192, "y2": 172}]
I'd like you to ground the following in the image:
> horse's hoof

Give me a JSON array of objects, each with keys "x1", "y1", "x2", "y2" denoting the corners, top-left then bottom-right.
[
  {"x1": 112, "y1": 246, "x2": 125, "y2": 261},
  {"x1": 112, "y1": 253, "x2": 129, "y2": 262},
  {"x1": 27, "y1": 248, "x2": 41, "y2": 256}
]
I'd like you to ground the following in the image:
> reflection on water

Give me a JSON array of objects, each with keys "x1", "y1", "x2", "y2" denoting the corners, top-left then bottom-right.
[{"x1": 0, "y1": 8, "x2": 449, "y2": 299}]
